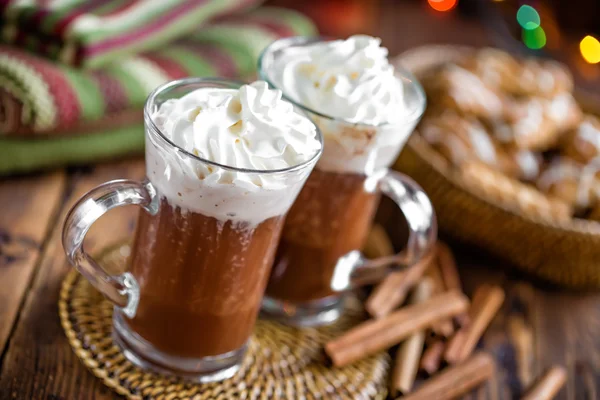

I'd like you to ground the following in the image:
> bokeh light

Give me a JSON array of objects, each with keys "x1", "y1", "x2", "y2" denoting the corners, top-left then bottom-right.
[
  {"x1": 427, "y1": 0, "x2": 458, "y2": 12},
  {"x1": 516, "y1": 5, "x2": 540, "y2": 30},
  {"x1": 580, "y1": 35, "x2": 600, "y2": 64},
  {"x1": 522, "y1": 26, "x2": 546, "y2": 49}
]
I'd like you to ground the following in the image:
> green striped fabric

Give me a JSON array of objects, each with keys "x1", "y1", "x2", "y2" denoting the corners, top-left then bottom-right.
[
  {"x1": 0, "y1": 7, "x2": 317, "y2": 175},
  {"x1": 0, "y1": 124, "x2": 145, "y2": 175},
  {"x1": 0, "y1": 0, "x2": 261, "y2": 68},
  {"x1": 0, "y1": 7, "x2": 316, "y2": 136}
]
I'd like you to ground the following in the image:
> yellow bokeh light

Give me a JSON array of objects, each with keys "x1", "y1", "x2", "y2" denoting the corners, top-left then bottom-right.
[{"x1": 580, "y1": 35, "x2": 600, "y2": 64}]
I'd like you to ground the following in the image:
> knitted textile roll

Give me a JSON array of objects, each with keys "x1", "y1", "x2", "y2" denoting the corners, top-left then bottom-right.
[
  {"x1": 0, "y1": 7, "x2": 317, "y2": 175},
  {"x1": 0, "y1": 0, "x2": 261, "y2": 68},
  {"x1": 0, "y1": 7, "x2": 316, "y2": 137}
]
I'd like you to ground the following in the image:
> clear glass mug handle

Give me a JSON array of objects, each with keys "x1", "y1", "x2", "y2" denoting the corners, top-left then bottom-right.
[
  {"x1": 62, "y1": 179, "x2": 157, "y2": 318},
  {"x1": 331, "y1": 170, "x2": 437, "y2": 291}
]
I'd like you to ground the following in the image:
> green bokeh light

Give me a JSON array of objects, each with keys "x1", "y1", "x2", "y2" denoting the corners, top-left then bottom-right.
[
  {"x1": 522, "y1": 26, "x2": 546, "y2": 49},
  {"x1": 517, "y1": 5, "x2": 541, "y2": 30}
]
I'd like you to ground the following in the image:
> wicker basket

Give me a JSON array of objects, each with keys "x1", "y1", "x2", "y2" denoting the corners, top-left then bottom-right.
[{"x1": 393, "y1": 45, "x2": 600, "y2": 289}]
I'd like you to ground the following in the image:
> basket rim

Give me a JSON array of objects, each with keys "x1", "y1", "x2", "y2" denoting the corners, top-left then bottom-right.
[{"x1": 393, "y1": 44, "x2": 600, "y2": 236}]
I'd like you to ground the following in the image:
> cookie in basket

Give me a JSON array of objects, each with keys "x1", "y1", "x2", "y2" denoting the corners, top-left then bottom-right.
[
  {"x1": 394, "y1": 44, "x2": 600, "y2": 289},
  {"x1": 420, "y1": 110, "x2": 542, "y2": 181},
  {"x1": 536, "y1": 158, "x2": 600, "y2": 212},
  {"x1": 422, "y1": 64, "x2": 507, "y2": 120},
  {"x1": 493, "y1": 93, "x2": 582, "y2": 151},
  {"x1": 463, "y1": 48, "x2": 573, "y2": 97},
  {"x1": 562, "y1": 115, "x2": 600, "y2": 163},
  {"x1": 459, "y1": 160, "x2": 572, "y2": 222}
]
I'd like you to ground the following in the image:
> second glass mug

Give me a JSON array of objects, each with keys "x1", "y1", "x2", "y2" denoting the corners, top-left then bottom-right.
[
  {"x1": 61, "y1": 78, "x2": 323, "y2": 382},
  {"x1": 259, "y1": 37, "x2": 437, "y2": 326}
]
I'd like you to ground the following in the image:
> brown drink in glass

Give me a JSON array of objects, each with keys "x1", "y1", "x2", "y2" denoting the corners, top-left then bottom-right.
[
  {"x1": 62, "y1": 78, "x2": 322, "y2": 381},
  {"x1": 259, "y1": 36, "x2": 436, "y2": 326}
]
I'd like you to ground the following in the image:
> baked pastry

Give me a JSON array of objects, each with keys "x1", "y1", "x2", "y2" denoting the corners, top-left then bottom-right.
[
  {"x1": 423, "y1": 64, "x2": 506, "y2": 120},
  {"x1": 536, "y1": 158, "x2": 600, "y2": 211},
  {"x1": 493, "y1": 93, "x2": 582, "y2": 151},
  {"x1": 464, "y1": 48, "x2": 573, "y2": 97},
  {"x1": 562, "y1": 115, "x2": 600, "y2": 164},
  {"x1": 416, "y1": 47, "x2": 594, "y2": 221},
  {"x1": 544, "y1": 93, "x2": 583, "y2": 132},
  {"x1": 420, "y1": 110, "x2": 542, "y2": 180},
  {"x1": 460, "y1": 160, "x2": 571, "y2": 222}
]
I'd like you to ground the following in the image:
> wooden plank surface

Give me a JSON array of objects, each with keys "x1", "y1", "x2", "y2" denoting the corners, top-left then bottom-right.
[
  {"x1": 457, "y1": 246, "x2": 600, "y2": 400},
  {"x1": 0, "y1": 160, "x2": 144, "y2": 400},
  {"x1": 0, "y1": 172, "x2": 66, "y2": 357},
  {"x1": 1, "y1": 166, "x2": 597, "y2": 400}
]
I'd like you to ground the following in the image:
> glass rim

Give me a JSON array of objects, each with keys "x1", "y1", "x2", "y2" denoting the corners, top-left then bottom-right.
[
  {"x1": 257, "y1": 35, "x2": 427, "y2": 128},
  {"x1": 143, "y1": 77, "x2": 324, "y2": 175}
]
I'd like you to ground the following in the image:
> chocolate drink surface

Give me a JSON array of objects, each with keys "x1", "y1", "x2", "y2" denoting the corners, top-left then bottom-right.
[
  {"x1": 266, "y1": 168, "x2": 379, "y2": 303},
  {"x1": 127, "y1": 197, "x2": 285, "y2": 358}
]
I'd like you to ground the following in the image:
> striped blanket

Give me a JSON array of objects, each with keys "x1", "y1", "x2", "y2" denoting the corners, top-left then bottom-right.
[
  {"x1": 0, "y1": 0, "x2": 261, "y2": 68},
  {"x1": 0, "y1": 7, "x2": 314, "y2": 136},
  {"x1": 0, "y1": 7, "x2": 316, "y2": 174}
]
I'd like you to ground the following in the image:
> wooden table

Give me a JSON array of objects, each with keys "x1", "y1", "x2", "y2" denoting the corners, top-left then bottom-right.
[
  {"x1": 0, "y1": 2, "x2": 597, "y2": 399},
  {"x1": 2, "y1": 162, "x2": 599, "y2": 400}
]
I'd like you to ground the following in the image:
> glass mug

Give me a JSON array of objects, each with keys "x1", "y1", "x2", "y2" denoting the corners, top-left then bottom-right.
[
  {"x1": 62, "y1": 78, "x2": 323, "y2": 382},
  {"x1": 258, "y1": 37, "x2": 437, "y2": 326}
]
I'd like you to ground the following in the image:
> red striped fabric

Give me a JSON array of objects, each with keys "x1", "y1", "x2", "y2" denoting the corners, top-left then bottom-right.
[
  {"x1": 55, "y1": 0, "x2": 108, "y2": 36},
  {"x1": 84, "y1": 0, "x2": 211, "y2": 58},
  {"x1": 179, "y1": 43, "x2": 238, "y2": 78},
  {"x1": 0, "y1": 0, "x2": 261, "y2": 68},
  {"x1": 100, "y1": 0, "x2": 139, "y2": 17},
  {"x1": 90, "y1": 72, "x2": 130, "y2": 114},
  {"x1": 0, "y1": 7, "x2": 317, "y2": 137},
  {"x1": 1, "y1": 47, "x2": 81, "y2": 128},
  {"x1": 142, "y1": 54, "x2": 190, "y2": 80}
]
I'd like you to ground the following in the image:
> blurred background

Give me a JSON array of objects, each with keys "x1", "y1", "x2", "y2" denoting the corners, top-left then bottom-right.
[
  {"x1": 1, "y1": 0, "x2": 599, "y2": 175},
  {"x1": 270, "y1": 0, "x2": 600, "y2": 93}
]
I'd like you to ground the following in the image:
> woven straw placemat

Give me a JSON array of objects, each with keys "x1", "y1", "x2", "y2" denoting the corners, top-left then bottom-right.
[{"x1": 59, "y1": 243, "x2": 390, "y2": 400}]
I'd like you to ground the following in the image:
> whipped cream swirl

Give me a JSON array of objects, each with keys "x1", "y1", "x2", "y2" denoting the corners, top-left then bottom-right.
[
  {"x1": 147, "y1": 81, "x2": 321, "y2": 224},
  {"x1": 264, "y1": 35, "x2": 424, "y2": 174},
  {"x1": 269, "y1": 35, "x2": 406, "y2": 125},
  {"x1": 154, "y1": 81, "x2": 320, "y2": 176}
]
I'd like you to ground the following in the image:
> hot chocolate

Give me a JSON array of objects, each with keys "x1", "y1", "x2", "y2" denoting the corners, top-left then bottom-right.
[
  {"x1": 266, "y1": 169, "x2": 379, "y2": 303},
  {"x1": 128, "y1": 198, "x2": 284, "y2": 358},
  {"x1": 63, "y1": 78, "x2": 321, "y2": 382},
  {"x1": 118, "y1": 81, "x2": 320, "y2": 376},
  {"x1": 259, "y1": 36, "x2": 430, "y2": 326}
]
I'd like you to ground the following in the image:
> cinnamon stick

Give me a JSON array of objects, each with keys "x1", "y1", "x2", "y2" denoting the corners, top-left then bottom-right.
[
  {"x1": 365, "y1": 250, "x2": 435, "y2": 318},
  {"x1": 445, "y1": 285, "x2": 505, "y2": 364},
  {"x1": 522, "y1": 366, "x2": 567, "y2": 400},
  {"x1": 401, "y1": 352, "x2": 496, "y2": 400},
  {"x1": 436, "y1": 241, "x2": 462, "y2": 292},
  {"x1": 326, "y1": 291, "x2": 469, "y2": 367},
  {"x1": 426, "y1": 257, "x2": 446, "y2": 291},
  {"x1": 428, "y1": 260, "x2": 456, "y2": 337},
  {"x1": 508, "y1": 314, "x2": 534, "y2": 387},
  {"x1": 420, "y1": 339, "x2": 446, "y2": 375},
  {"x1": 363, "y1": 224, "x2": 395, "y2": 259},
  {"x1": 436, "y1": 242, "x2": 470, "y2": 329},
  {"x1": 390, "y1": 278, "x2": 433, "y2": 396},
  {"x1": 443, "y1": 328, "x2": 469, "y2": 364}
]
